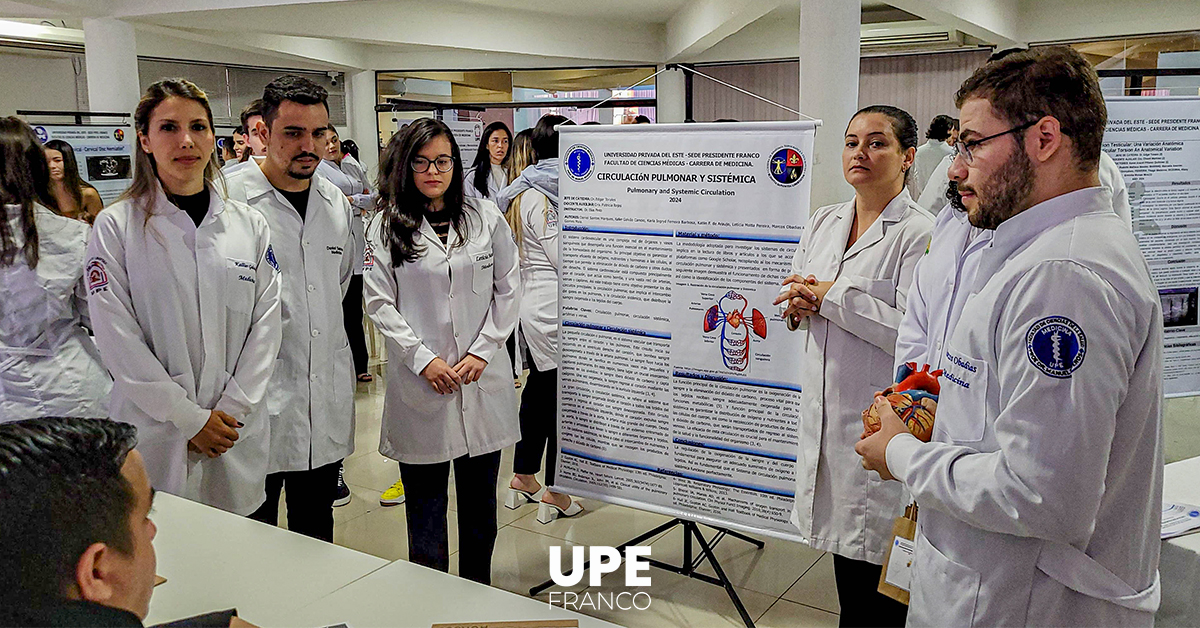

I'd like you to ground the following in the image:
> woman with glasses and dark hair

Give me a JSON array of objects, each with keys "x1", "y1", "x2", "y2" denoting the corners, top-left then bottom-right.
[
  {"x1": 364, "y1": 117, "x2": 520, "y2": 585},
  {"x1": 44, "y1": 139, "x2": 104, "y2": 223},
  {"x1": 464, "y1": 121, "x2": 512, "y2": 202},
  {"x1": 0, "y1": 117, "x2": 112, "y2": 423}
]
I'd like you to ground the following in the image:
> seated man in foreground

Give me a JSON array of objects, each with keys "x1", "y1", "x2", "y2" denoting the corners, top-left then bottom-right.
[
  {"x1": 0, "y1": 417, "x2": 156, "y2": 626},
  {"x1": 0, "y1": 417, "x2": 251, "y2": 628}
]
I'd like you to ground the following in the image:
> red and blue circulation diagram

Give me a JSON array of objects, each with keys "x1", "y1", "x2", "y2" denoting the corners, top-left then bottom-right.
[{"x1": 703, "y1": 290, "x2": 768, "y2": 372}]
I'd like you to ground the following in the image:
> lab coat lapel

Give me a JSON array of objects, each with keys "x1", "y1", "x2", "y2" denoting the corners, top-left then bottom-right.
[
  {"x1": 194, "y1": 188, "x2": 225, "y2": 367},
  {"x1": 419, "y1": 215, "x2": 448, "y2": 254},
  {"x1": 843, "y1": 190, "x2": 909, "y2": 261}
]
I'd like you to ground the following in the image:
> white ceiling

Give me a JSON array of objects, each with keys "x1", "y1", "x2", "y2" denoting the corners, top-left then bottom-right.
[{"x1": 0, "y1": 0, "x2": 1197, "y2": 72}]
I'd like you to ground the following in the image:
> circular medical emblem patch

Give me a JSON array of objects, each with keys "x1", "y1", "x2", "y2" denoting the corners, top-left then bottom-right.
[
  {"x1": 564, "y1": 144, "x2": 594, "y2": 182},
  {"x1": 768, "y1": 146, "x2": 805, "y2": 187},
  {"x1": 1026, "y1": 316, "x2": 1086, "y2": 378}
]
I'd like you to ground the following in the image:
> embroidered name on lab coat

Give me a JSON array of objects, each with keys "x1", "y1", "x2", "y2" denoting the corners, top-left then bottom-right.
[{"x1": 326, "y1": 245, "x2": 344, "y2": 256}]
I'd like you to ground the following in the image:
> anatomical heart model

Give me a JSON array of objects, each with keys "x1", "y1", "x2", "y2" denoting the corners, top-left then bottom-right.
[
  {"x1": 862, "y1": 362, "x2": 941, "y2": 442},
  {"x1": 703, "y1": 290, "x2": 767, "y2": 372}
]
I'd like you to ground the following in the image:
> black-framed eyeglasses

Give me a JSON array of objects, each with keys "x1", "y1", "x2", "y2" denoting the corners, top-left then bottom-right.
[
  {"x1": 411, "y1": 156, "x2": 455, "y2": 173},
  {"x1": 952, "y1": 120, "x2": 1037, "y2": 164}
]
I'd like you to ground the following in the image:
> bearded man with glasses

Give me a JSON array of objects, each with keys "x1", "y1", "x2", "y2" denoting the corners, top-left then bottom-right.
[{"x1": 858, "y1": 46, "x2": 1163, "y2": 627}]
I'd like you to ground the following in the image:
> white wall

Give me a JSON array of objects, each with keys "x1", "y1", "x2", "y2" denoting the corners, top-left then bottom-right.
[{"x1": 0, "y1": 50, "x2": 82, "y2": 116}]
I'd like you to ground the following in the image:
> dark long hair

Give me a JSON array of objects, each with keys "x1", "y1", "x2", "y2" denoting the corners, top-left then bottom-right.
[
  {"x1": 44, "y1": 139, "x2": 94, "y2": 214},
  {"x1": 0, "y1": 117, "x2": 54, "y2": 269},
  {"x1": 341, "y1": 139, "x2": 359, "y2": 162},
  {"x1": 120, "y1": 79, "x2": 221, "y2": 215},
  {"x1": 376, "y1": 117, "x2": 470, "y2": 265},
  {"x1": 470, "y1": 121, "x2": 512, "y2": 198}
]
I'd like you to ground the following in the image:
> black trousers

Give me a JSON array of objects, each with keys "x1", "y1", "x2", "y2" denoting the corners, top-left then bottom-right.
[
  {"x1": 342, "y1": 274, "x2": 369, "y2": 375},
  {"x1": 513, "y1": 352, "x2": 558, "y2": 485},
  {"x1": 398, "y1": 450, "x2": 500, "y2": 585},
  {"x1": 248, "y1": 460, "x2": 341, "y2": 543},
  {"x1": 832, "y1": 554, "x2": 908, "y2": 628}
]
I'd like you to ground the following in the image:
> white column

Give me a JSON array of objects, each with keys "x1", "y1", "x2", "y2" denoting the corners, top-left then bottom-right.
[
  {"x1": 656, "y1": 64, "x2": 686, "y2": 123},
  {"x1": 347, "y1": 69, "x2": 379, "y2": 182},
  {"x1": 83, "y1": 18, "x2": 140, "y2": 115},
  {"x1": 799, "y1": 0, "x2": 859, "y2": 209}
]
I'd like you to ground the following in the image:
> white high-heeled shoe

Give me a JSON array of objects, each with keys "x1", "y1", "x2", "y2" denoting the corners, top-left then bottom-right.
[
  {"x1": 537, "y1": 497, "x2": 584, "y2": 524},
  {"x1": 505, "y1": 485, "x2": 546, "y2": 510}
]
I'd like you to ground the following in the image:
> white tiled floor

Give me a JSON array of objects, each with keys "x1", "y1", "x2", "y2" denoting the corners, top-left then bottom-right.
[
  {"x1": 319, "y1": 373, "x2": 845, "y2": 627},
  {"x1": 268, "y1": 355, "x2": 1200, "y2": 627}
]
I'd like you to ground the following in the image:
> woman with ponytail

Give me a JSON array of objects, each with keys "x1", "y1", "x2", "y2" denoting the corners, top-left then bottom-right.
[{"x1": 86, "y1": 79, "x2": 282, "y2": 515}]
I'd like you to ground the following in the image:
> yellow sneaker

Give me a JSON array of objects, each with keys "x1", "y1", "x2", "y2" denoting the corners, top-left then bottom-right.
[{"x1": 380, "y1": 478, "x2": 405, "y2": 506}]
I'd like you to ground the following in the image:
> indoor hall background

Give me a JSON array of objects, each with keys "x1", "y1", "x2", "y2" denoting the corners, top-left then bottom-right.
[{"x1": 691, "y1": 48, "x2": 991, "y2": 136}]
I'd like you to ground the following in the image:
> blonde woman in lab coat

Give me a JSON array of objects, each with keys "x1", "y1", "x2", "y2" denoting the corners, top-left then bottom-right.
[
  {"x1": 775, "y1": 105, "x2": 933, "y2": 628},
  {"x1": 87, "y1": 79, "x2": 282, "y2": 515},
  {"x1": 364, "y1": 117, "x2": 520, "y2": 585},
  {"x1": 0, "y1": 117, "x2": 111, "y2": 421}
]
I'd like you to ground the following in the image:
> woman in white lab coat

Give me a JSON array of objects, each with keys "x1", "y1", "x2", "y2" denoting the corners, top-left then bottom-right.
[
  {"x1": 0, "y1": 117, "x2": 111, "y2": 422},
  {"x1": 775, "y1": 105, "x2": 933, "y2": 628},
  {"x1": 502, "y1": 117, "x2": 583, "y2": 523},
  {"x1": 463, "y1": 121, "x2": 512, "y2": 202},
  {"x1": 87, "y1": 79, "x2": 282, "y2": 515},
  {"x1": 317, "y1": 126, "x2": 373, "y2": 383},
  {"x1": 364, "y1": 117, "x2": 520, "y2": 585}
]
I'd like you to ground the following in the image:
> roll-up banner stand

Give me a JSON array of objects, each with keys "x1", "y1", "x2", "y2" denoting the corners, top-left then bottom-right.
[
  {"x1": 554, "y1": 121, "x2": 818, "y2": 543},
  {"x1": 30, "y1": 121, "x2": 133, "y2": 206},
  {"x1": 1104, "y1": 96, "x2": 1200, "y2": 398}
]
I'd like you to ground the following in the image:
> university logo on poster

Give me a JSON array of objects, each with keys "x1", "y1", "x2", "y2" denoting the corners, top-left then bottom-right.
[
  {"x1": 768, "y1": 145, "x2": 806, "y2": 187},
  {"x1": 564, "y1": 144, "x2": 595, "y2": 182}
]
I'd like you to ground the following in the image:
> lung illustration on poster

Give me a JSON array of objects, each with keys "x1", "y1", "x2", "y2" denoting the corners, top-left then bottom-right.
[{"x1": 703, "y1": 290, "x2": 767, "y2": 373}]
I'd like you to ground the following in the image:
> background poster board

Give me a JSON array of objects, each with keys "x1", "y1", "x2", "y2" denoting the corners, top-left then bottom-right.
[
  {"x1": 445, "y1": 119, "x2": 484, "y2": 156},
  {"x1": 1104, "y1": 96, "x2": 1200, "y2": 397},
  {"x1": 32, "y1": 123, "x2": 133, "y2": 206},
  {"x1": 554, "y1": 121, "x2": 817, "y2": 542}
]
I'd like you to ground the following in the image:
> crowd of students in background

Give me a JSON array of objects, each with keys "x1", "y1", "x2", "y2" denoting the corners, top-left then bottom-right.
[{"x1": 0, "y1": 72, "x2": 585, "y2": 619}]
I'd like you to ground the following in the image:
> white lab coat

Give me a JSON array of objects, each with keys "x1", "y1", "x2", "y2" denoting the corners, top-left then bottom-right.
[
  {"x1": 224, "y1": 163, "x2": 356, "y2": 473},
  {"x1": 317, "y1": 159, "x2": 368, "y2": 277},
  {"x1": 1, "y1": 204, "x2": 111, "y2": 421},
  {"x1": 886, "y1": 188, "x2": 1162, "y2": 626},
  {"x1": 917, "y1": 151, "x2": 1132, "y2": 228},
  {"x1": 87, "y1": 185, "x2": 282, "y2": 515},
  {"x1": 787, "y1": 190, "x2": 934, "y2": 563},
  {"x1": 464, "y1": 164, "x2": 508, "y2": 202},
  {"x1": 338, "y1": 154, "x2": 373, "y2": 209},
  {"x1": 517, "y1": 190, "x2": 559, "y2": 371},
  {"x1": 911, "y1": 139, "x2": 954, "y2": 197},
  {"x1": 893, "y1": 205, "x2": 991, "y2": 373},
  {"x1": 363, "y1": 198, "x2": 521, "y2": 464}
]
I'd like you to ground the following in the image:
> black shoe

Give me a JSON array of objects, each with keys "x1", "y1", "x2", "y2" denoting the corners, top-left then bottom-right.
[{"x1": 334, "y1": 464, "x2": 351, "y2": 507}]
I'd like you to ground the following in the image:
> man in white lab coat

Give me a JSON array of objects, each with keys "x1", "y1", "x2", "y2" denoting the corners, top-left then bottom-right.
[
  {"x1": 857, "y1": 47, "x2": 1163, "y2": 627},
  {"x1": 222, "y1": 100, "x2": 267, "y2": 178},
  {"x1": 227, "y1": 76, "x2": 356, "y2": 542}
]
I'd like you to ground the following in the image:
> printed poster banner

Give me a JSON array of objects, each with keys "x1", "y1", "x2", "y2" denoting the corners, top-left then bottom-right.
[
  {"x1": 445, "y1": 119, "x2": 484, "y2": 155},
  {"x1": 1104, "y1": 96, "x2": 1200, "y2": 397},
  {"x1": 32, "y1": 123, "x2": 133, "y2": 206},
  {"x1": 555, "y1": 121, "x2": 817, "y2": 542}
]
